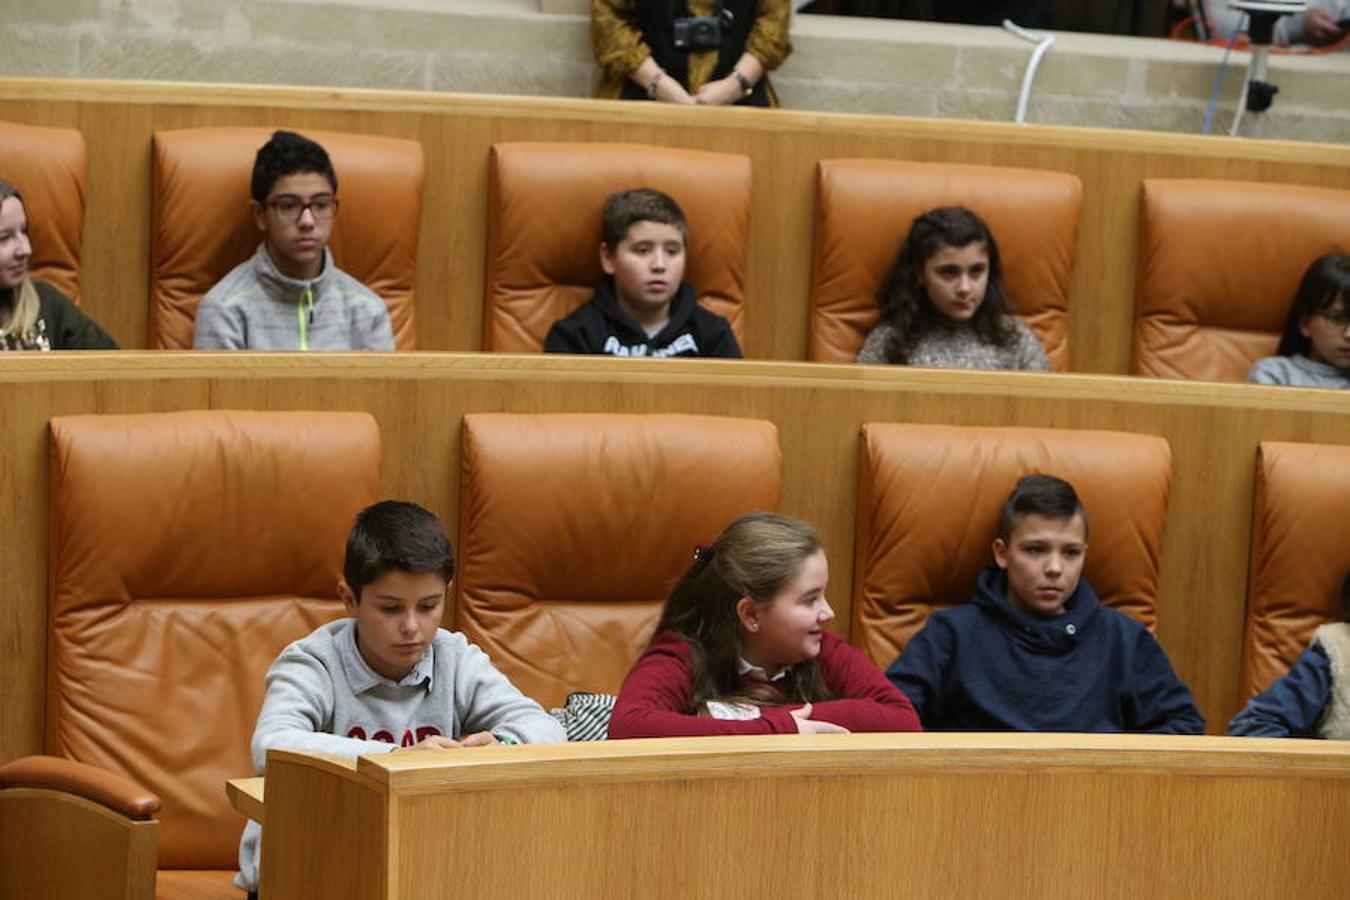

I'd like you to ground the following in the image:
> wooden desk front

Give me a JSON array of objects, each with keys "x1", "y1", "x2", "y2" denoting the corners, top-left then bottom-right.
[{"x1": 255, "y1": 734, "x2": 1350, "y2": 899}]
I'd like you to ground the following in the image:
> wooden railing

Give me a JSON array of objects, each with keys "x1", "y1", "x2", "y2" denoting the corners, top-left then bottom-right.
[{"x1": 1, "y1": 78, "x2": 1347, "y2": 369}]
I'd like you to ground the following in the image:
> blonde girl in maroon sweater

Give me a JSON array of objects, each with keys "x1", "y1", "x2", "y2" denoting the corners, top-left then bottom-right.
[{"x1": 608, "y1": 512, "x2": 920, "y2": 738}]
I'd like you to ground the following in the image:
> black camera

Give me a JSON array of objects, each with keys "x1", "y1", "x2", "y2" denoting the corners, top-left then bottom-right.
[{"x1": 673, "y1": 8, "x2": 734, "y2": 51}]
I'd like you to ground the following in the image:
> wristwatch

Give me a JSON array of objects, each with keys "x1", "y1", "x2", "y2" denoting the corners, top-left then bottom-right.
[{"x1": 732, "y1": 70, "x2": 753, "y2": 97}]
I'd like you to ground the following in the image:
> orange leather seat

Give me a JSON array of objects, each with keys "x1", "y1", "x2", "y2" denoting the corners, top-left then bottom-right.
[
  {"x1": 150, "y1": 127, "x2": 424, "y2": 349},
  {"x1": 1133, "y1": 179, "x2": 1350, "y2": 381},
  {"x1": 808, "y1": 159, "x2": 1081, "y2": 368},
  {"x1": 483, "y1": 142, "x2": 751, "y2": 352},
  {"x1": 0, "y1": 410, "x2": 380, "y2": 899},
  {"x1": 0, "y1": 119, "x2": 87, "y2": 304},
  {"x1": 1238, "y1": 441, "x2": 1350, "y2": 701},
  {"x1": 852, "y1": 423, "x2": 1171, "y2": 668},
  {"x1": 456, "y1": 413, "x2": 781, "y2": 707}
]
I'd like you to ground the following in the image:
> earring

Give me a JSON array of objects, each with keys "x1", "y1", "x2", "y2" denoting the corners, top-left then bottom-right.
[{"x1": 749, "y1": 622, "x2": 758, "y2": 632}]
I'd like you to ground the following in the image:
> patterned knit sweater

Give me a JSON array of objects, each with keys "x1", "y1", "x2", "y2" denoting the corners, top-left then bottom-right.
[{"x1": 856, "y1": 318, "x2": 1050, "y2": 371}]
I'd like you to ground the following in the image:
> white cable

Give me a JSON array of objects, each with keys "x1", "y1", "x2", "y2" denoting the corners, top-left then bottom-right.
[
  {"x1": 1228, "y1": 79, "x2": 1250, "y2": 136},
  {"x1": 1003, "y1": 19, "x2": 1056, "y2": 125},
  {"x1": 1231, "y1": 44, "x2": 1272, "y2": 137}
]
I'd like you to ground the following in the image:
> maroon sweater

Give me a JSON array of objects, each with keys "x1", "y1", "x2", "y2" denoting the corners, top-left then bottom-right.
[{"x1": 609, "y1": 629, "x2": 921, "y2": 738}]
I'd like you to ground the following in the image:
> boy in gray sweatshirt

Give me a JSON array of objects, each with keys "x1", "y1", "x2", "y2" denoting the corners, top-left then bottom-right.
[
  {"x1": 194, "y1": 130, "x2": 395, "y2": 350},
  {"x1": 236, "y1": 500, "x2": 564, "y2": 895}
]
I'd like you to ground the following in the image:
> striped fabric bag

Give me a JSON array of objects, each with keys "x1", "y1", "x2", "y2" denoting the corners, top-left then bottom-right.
[{"x1": 550, "y1": 691, "x2": 617, "y2": 742}]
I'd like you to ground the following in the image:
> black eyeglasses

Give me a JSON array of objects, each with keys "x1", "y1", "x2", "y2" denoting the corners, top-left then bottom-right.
[
  {"x1": 1317, "y1": 308, "x2": 1350, "y2": 329},
  {"x1": 266, "y1": 195, "x2": 339, "y2": 222}
]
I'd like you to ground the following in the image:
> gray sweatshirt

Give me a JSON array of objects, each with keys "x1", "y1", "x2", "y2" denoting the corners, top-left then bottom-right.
[
  {"x1": 194, "y1": 243, "x2": 395, "y2": 350},
  {"x1": 1248, "y1": 354, "x2": 1350, "y2": 389},
  {"x1": 236, "y1": 618, "x2": 565, "y2": 890}
]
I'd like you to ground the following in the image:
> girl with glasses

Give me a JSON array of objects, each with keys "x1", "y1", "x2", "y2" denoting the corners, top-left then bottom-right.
[{"x1": 1248, "y1": 253, "x2": 1350, "y2": 389}]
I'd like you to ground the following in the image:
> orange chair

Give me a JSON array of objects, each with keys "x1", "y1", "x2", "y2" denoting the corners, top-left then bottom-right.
[
  {"x1": 1238, "y1": 441, "x2": 1350, "y2": 702},
  {"x1": 0, "y1": 119, "x2": 87, "y2": 304},
  {"x1": 852, "y1": 423, "x2": 1171, "y2": 668},
  {"x1": 0, "y1": 410, "x2": 380, "y2": 900},
  {"x1": 483, "y1": 142, "x2": 751, "y2": 353},
  {"x1": 1133, "y1": 179, "x2": 1350, "y2": 381},
  {"x1": 808, "y1": 159, "x2": 1082, "y2": 368},
  {"x1": 457, "y1": 413, "x2": 781, "y2": 707},
  {"x1": 150, "y1": 127, "x2": 424, "y2": 349}
]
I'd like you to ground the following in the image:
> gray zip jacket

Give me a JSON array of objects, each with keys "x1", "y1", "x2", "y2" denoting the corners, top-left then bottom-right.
[
  {"x1": 236, "y1": 618, "x2": 564, "y2": 890},
  {"x1": 194, "y1": 242, "x2": 394, "y2": 350}
]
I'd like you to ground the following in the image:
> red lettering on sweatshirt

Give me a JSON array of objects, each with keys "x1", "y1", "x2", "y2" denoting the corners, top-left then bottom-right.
[{"x1": 346, "y1": 725, "x2": 443, "y2": 745}]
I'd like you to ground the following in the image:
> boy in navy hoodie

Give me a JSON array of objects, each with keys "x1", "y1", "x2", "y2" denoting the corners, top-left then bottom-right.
[
  {"x1": 544, "y1": 188, "x2": 741, "y2": 358},
  {"x1": 886, "y1": 474, "x2": 1204, "y2": 733}
]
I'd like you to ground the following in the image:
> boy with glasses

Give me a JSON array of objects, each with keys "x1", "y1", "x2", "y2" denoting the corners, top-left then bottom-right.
[{"x1": 194, "y1": 130, "x2": 395, "y2": 350}]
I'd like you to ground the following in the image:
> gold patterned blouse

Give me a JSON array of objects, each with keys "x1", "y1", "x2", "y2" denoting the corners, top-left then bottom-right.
[{"x1": 591, "y1": 1, "x2": 792, "y2": 103}]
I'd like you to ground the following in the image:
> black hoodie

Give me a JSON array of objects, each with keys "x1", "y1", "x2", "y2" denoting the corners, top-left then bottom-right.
[
  {"x1": 543, "y1": 279, "x2": 741, "y2": 359},
  {"x1": 886, "y1": 565, "x2": 1205, "y2": 733}
]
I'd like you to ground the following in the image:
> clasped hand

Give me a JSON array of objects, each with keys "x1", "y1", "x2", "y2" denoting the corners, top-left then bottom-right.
[
  {"x1": 391, "y1": 731, "x2": 499, "y2": 752},
  {"x1": 790, "y1": 703, "x2": 850, "y2": 735}
]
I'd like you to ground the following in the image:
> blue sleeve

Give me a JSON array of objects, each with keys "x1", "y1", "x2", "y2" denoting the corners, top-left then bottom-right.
[
  {"x1": 1125, "y1": 628, "x2": 1206, "y2": 734},
  {"x1": 1227, "y1": 644, "x2": 1332, "y2": 738},
  {"x1": 884, "y1": 617, "x2": 953, "y2": 728}
]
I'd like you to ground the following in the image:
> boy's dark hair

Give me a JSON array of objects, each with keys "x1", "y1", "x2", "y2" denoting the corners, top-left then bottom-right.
[
  {"x1": 1340, "y1": 572, "x2": 1350, "y2": 623},
  {"x1": 601, "y1": 188, "x2": 687, "y2": 249},
  {"x1": 250, "y1": 130, "x2": 338, "y2": 204},
  {"x1": 877, "y1": 205, "x2": 1017, "y2": 364},
  {"x1": 343, "y1": 500, "x2": 454, "y2": 601},
  {"x1": 997, "y1": 474, "x2": 1089, "y2": 542},
  {"x1": 1275, "y1": 253, "x2": 1350, "y2": 357}
]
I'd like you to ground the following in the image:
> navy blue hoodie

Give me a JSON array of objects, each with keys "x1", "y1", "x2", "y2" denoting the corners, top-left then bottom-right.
[{"x1": 886, "y1": 566, "x2": 1205, "y2": 733}]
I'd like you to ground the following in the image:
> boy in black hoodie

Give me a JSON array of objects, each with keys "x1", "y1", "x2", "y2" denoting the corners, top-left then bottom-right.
[
  {"x1": 544, "y1": 188, "x2": 741, "y2": 358},
  {"x1": 886, "y1": 474, "x2": 1204, "y2": 733}
]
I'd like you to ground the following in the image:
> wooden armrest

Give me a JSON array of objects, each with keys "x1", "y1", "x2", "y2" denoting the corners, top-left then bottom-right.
[
  {"x1": 0, "y1": 755, "x2": 160, "y2": 820},
  {"x1": 227, "y1": 776, "x2": 265, "y2": 824}
]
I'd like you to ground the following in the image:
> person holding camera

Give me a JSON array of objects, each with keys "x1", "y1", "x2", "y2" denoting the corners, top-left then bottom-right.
[
  {"x1": 1201, "y1": 0, "x2": 1348, "y2": 48},
  {"x1": 592, "y1": 1, "x2": 792, "y2": 107}
]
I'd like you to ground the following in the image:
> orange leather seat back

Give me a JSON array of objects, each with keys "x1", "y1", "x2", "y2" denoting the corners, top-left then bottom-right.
[
  {"x1": 853, "y1": 423, "x2": 1171, "y2": 668},
  {"x1": 484, "y1": 142, "x2": 751, "y2": 352},
  {"x1": 808, "y1": 159, "x2": 1081, "y2": 368},
  {"x1": 47, "y1": 410, "x2": 381, "y2": 869},
  {"x1": 150, "y1": 127, "x2": 424, "y2": 349},
  {"x1": 1239, "y1": 441, "x2": 1350, "y2": 699},
  {"x1": 1133, "y1": 179, "x2": 1350, "y2": 381},
  {"x1": 0, "y1": 119, "x2": 87, "y2": 304},
  {"x1": 457, "y1": 413, "x2": 781, "y2": 706}
]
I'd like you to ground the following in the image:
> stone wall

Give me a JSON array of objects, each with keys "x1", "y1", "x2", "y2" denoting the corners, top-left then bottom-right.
[{"x1": 0, "y1": 0, "x2": 1345, "y2": 143}]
